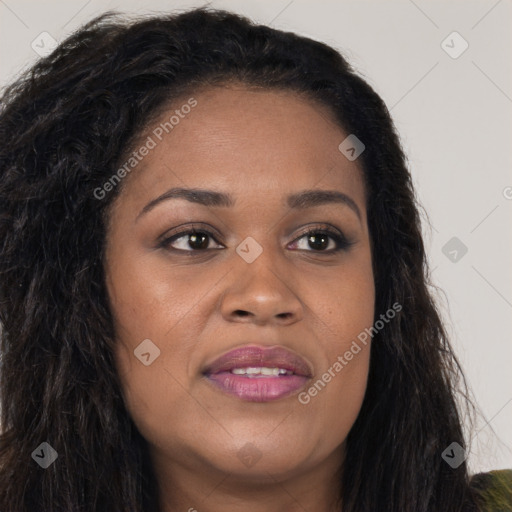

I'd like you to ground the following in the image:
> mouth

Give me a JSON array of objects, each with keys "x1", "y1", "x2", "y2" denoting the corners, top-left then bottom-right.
[{"x1": 202, "y1": 345, "x2": 313, "y2": 402}]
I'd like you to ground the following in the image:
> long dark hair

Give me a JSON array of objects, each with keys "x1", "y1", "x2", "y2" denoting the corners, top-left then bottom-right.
[{"x1": 0, "y1": 7, "x2": 481, "y2": 511}]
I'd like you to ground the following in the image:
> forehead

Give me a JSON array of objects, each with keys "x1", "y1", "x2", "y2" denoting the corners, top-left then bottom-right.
[{"x1": 115, "y1": 85, "x2": 366, "y2": 215}]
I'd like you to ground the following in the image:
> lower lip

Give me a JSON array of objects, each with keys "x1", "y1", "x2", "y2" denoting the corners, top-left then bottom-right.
[{"x1": 205, "y1": 372, "x2": 310, "y2": 402}]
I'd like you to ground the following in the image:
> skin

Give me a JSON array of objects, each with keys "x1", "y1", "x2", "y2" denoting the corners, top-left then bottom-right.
[{"x1": 105, "y1": 84, "x2": 375, "y2": 512}]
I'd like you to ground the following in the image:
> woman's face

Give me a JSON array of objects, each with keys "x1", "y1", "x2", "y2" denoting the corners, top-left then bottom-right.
[{"x1": 105, "y1": 85, "x2": 375, "y2": 486}]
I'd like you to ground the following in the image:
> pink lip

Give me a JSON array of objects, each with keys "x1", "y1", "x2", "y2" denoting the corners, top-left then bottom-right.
[{"x1": 202, "y1": 345, "x2": 313, "y2": 402}]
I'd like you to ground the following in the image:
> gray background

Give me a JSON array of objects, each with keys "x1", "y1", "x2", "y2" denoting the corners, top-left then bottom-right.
[{"x1": 1, "y1": 0, "x2": 511, "y2": 473}]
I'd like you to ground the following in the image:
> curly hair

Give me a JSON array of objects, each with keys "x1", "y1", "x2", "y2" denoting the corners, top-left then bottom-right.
[{"x1": 0, "y1": 7, "x2": 481, "y2": 511}]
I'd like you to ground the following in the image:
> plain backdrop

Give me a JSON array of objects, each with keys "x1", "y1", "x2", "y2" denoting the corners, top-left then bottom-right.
[{"x1": 1, "y1": 0, "x2": 511, "y2": 474}]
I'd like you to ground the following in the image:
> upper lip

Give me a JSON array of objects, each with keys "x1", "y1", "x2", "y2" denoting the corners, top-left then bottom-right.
[{"x1": 202, "y1": 345, "x2": 313, "y2": 377}]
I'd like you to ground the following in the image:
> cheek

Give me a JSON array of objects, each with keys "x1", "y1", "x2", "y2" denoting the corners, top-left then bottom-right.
[
  {"x1": 112, "y1": 314, "x2": 202, "y2": 455},
  {"x1": 107, "y1": 251, "x2": 220, "y2": 450},
  {"x1": 300, "y1": 256, "x2": 374, "y2": 427},
  {"x1": 314, "y1": 253, "x2": 375, "y2": 351},
  {"x1": 105, "y1": 242, "x2": 206, "y2": 350},
  {"x1": 298, "y1": 338, "x2": 371, "y2": 454}
]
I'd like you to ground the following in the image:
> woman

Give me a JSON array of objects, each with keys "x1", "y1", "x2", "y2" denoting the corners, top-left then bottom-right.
[{"x1": 0, "y1": 7, "x2": 510, "y2": 512}]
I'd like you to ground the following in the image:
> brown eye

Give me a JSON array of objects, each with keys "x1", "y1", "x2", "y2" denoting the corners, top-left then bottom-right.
[
  {"x1": 160, "y1": 230, "x2": 222, "y2": 252},
  {"x1": 289, "y1": 226, "x2": 354, "y2": 253}
]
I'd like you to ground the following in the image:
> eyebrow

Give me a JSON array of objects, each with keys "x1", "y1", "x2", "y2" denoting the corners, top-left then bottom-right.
[{"x1": 136, "y1": 187, "x2": 362, "y2": 222}]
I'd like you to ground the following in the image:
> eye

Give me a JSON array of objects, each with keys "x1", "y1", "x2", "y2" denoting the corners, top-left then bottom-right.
[
  {"x1": 159, "y1": 227, "x2": 222, "y2": 252},
  {"x1": 289, "y1": 225, "x2": 354, "y2": 253}
]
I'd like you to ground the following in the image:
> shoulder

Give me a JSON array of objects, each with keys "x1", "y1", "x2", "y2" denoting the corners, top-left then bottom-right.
[{"x1": 469, "y1": 469, "x2": 512, "y2": 511}]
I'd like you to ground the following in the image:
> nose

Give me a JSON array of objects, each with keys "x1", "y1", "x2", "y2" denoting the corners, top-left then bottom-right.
[{"x1": 220, "y1": 250, "x2": 304, "y2": 326}]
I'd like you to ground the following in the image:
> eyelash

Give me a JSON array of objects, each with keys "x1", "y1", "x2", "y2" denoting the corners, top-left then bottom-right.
[{"x1": 158, "y1": 224, "x2": 354, "y2": 254}]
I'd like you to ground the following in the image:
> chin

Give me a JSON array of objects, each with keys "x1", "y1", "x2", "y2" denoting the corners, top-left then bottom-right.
[
  {"x1": 218, "y1": 451, "x2": 310, "y2": 483},
  {"x1": 198, "y1": 434, "x2": 321, "y2": 482}
]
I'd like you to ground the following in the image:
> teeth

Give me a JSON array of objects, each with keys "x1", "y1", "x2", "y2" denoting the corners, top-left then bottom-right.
[{"x1": 231, "y1": 367, "x2": 293, "y2": 376}]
